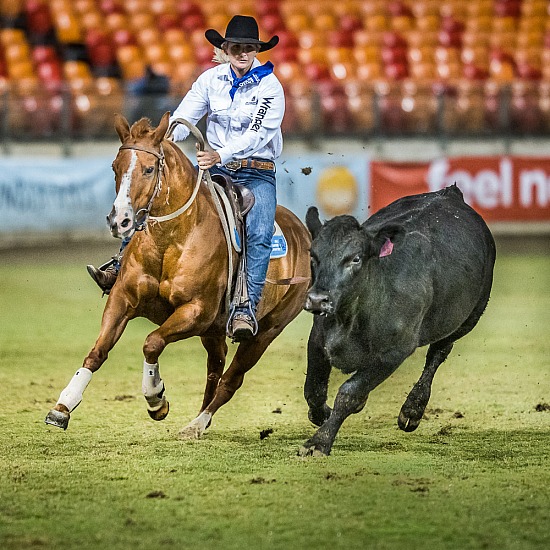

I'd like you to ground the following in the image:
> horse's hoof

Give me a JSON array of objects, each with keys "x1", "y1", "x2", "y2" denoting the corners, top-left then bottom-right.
[
  {"x1": 178, "y1": 424, "x2": 203, "y2": 440},
  {"x1": 148, "y1": 400, "x2": 169, "y2": 421},
  {"x1": 44, "y1": 409, "x2": 70, "y2": 430}
]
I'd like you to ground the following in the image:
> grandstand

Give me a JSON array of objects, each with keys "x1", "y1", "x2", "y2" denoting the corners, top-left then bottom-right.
[{"x1": 1, "y1": 0, "x2": 550, "y2": 141}]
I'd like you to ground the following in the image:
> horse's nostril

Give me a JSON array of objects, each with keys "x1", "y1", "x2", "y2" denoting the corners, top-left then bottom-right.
[{"x1": 121, "y1": 219, "x2": 130, "y2": 228}]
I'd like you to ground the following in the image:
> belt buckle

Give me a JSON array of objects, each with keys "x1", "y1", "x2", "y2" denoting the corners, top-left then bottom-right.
[{"x1": 225, "y1": 161, "x2": 240, "y2": 171}]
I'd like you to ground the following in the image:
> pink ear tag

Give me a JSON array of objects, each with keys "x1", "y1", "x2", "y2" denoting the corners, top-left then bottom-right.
[{"x1": 379, "y1": 238, "x2": 394, "y2": 258}]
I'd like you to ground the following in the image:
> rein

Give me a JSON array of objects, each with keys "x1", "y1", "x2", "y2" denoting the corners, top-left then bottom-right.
[{"x1": 165, "y1": 118, "x2": 235, "y2": 312}]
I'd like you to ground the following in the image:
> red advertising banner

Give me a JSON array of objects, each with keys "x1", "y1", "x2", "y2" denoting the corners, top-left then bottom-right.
[{"x1": 370, "y1": 156, "x2": 550, "y2": 222}]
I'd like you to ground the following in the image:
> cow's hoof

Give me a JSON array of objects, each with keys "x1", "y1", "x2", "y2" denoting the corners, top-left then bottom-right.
[
  {"x1": 297, "y1": 445, "x2": 328, "y2": 457},
  {"x1": 44, "y1": 409, "x2": 70, "y2": 430},
  {"x1": 398, "y1": 411, "x2": 421, "y2": 432},
  {"x1": 148, "y1": 400, "x2": 169, "y2": 421},
  {"x1": 308, "y1": 405, "x2": 332, "y2": 427}
]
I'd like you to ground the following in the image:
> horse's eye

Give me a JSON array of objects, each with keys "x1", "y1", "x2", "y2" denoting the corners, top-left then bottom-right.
[{"x1": 144, "y1": 166, "x2": 155, "y2": 175}]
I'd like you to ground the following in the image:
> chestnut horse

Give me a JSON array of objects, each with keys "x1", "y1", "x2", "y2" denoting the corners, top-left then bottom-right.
[{"x1": 45, "y1": 112, "x2": 310, "y2": 438}]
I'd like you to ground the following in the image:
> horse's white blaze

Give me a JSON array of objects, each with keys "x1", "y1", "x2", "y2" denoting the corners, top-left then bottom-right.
[{"x1": 112, "y1": 149, "x2": 138, "y2": 227}]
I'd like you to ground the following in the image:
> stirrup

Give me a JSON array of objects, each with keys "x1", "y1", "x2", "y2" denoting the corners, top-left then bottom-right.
[{"x1": 227, "y1": 304, "x2": 258, "y2": 342}]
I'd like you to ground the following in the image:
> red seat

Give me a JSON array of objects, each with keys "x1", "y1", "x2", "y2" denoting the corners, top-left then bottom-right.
[
  {"x1": 25, "y1": 2, "x2": 53, "y2": 37},
  {"x1": 317, "y1": 81, "x2": 353, "y2": 134}
]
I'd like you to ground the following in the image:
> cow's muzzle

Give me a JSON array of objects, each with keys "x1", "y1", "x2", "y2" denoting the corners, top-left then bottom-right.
[{"x1": 304, "y1": 290, "x2": 335, "y2": 316}]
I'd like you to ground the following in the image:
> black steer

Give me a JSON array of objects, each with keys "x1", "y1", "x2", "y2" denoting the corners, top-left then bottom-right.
[{"x1": 301, "y1": 185, "x2": 496, "y2": 456}]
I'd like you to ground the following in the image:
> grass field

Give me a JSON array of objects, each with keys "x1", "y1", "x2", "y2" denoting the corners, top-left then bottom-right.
[{"x1": 0, "y1": 244, "x2": 549, "y2": 550}]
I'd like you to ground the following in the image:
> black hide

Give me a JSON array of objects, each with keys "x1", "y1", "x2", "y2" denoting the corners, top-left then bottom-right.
[{"x1": 300, "y1": 185, "x2": 496, "y2": 456}]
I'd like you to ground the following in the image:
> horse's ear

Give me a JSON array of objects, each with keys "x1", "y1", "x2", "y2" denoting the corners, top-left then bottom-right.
[
  {"x1": 153, "y1": 112, "x2": 171, "y2": 144},
  {"x1": 305, "y1": 206, "x2": 323, "y2": 239},
  {"x1": 114, "y1": 113, "x2": 130, "y2": 143}
]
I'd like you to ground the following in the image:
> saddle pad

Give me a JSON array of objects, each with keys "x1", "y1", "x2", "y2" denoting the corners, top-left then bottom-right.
[{"x1": 271, "y1": 221, "x2": 287, "y2": 259}]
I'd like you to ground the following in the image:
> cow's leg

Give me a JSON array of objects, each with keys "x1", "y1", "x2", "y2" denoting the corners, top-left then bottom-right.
[
  {"x1": 397, "y1": 293, "x2": 491, "y2": 432},
  {"x1": 299, "y1": 346, "x2": 412, "y2": 456},
  {"x1": 45, "y1": 296, "x2": 130, "y2": 430},
  {"x1": 398, "y1": 341, "x2": 453, "y2": 432},
  {"x1": 304, "y1": 317, "x2": 332, "y2": 427},
  {"x1": 299, "y1": 369, "x2": 373, "y2": 457},
  {"x1": 177, "y1": 335, "x2": 227, "y2": 438}
]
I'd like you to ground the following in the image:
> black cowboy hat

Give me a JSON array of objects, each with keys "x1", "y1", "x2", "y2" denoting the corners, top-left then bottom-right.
[{"x1": 205, "y1": 15, "x2": 279, "y2": 52}]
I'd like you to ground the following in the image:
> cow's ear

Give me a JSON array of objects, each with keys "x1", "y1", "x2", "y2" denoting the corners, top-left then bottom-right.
[
  {"x1": 366, "y1": 225, "x2": 405, "y2": 258},
  {"x1": 114, "y1": 113, "x2": 131, "y2": 143},
  {"x1": 306, "y1": 206, "x2": 323, "y2": 239}
]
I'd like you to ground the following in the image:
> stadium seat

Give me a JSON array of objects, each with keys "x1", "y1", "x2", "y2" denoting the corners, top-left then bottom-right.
[
  {"x1": 415, "y1": 15, "x2": 440, "y2": 33},
  {"x1": 53, "y1": 10, "x2": 82, "y2": 43},
  {"x1": 411, "y1": 0, "x2": 439, "y2": 19},
  {"x1": 129, "y1": 12, "x2": 155, "y2": 30},
  {"x1": 0, "y1": 28, "x2": 27, "y2": 47},
  {"x1": 79, "y1": 11, "x2": 104, "y2": 31},
  {"x1": 317, "y1": 80, "x2": 352, "y2": 134},
  {"x1": 375, "y1": 80, "x2": 408, "y2": 134},
  {"x1": 3, "y1": 0, "x2": 549, "y2": 138},
  {"x1": 0, "y1": 0, "x2": 24, "y2": 19},
  {"x1": 355, "y1": 61, "x2": 383, "y2": 81},
  {"x1": 24, "y1": 1, "x2": 53, "y2": 39},
  {"x1": 510, "y1": 80, "x2": 543, "y2": 133},
  {"x1": 441, "y1": 79, "x2": 487, "y2": 134},
  {"x1": 283, "y1": 79, "x2": 316, "y2": 133},
  {"x1": 275, "y1": 61, "x2": 301, "y2": 83},
  {"x1": 4, "y1": 42, "x2": 31, "y2": 65},
  {"x1": 400, "y1": 79, "x2": 438, "y2": 133},
  {"x1": 345, "y1": 80, "x2": 376, "y2": 132}
]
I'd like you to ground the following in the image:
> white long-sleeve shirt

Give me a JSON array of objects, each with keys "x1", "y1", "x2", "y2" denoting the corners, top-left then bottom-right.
[{"x1": 169, "y1": 59, "x2": 285, "y2": 166}]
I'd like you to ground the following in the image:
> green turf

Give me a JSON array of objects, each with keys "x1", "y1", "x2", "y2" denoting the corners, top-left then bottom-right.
[{"x1": 0, "y1": 250, "x2": 549, "y2": 550}]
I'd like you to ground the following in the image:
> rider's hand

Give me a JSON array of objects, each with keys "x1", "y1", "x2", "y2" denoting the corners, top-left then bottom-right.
[{"x1": 197, "y1": 150, "x2": 221, "y2": 170}]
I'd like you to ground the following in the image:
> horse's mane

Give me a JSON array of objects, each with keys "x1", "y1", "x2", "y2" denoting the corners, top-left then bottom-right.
[{"x1": 130, "y1": 118, "x2": 155, "y2": 139}]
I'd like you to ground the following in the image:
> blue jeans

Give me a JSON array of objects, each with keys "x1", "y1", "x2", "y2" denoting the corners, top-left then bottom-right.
[{"x1": 210, "y1": 165, "x2": 277, "y2": 311}]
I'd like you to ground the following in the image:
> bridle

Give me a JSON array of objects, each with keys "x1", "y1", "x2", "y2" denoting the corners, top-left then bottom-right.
[
  {"x1": 118, "y1": 140, "x2": 203, "y2": 230},
  {"x1": 118, "y1": 143, "x2": 165, "y2": 231}
]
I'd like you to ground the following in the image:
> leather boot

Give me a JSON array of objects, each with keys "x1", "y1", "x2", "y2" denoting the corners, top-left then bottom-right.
[
  {"x1": 86, "y1": 264, "x2": 118, "y2": 294},
  {"x1": 230, "y1": 310, "x2": 255, "y2": 341}
]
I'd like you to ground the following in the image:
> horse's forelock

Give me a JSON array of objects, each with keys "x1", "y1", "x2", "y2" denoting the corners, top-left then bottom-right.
[{"x1": 129, "y1": 117, "x2": 155, "y2": 140}]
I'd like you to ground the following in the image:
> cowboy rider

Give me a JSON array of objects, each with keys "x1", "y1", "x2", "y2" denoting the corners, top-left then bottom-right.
[{"x1": 87, "y1": 15, "x2": 285, "y2": 340}]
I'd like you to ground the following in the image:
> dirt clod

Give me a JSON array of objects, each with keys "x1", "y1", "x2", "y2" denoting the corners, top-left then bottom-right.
[
  {"x1": 260, "y1": 428, "x2": 274, "y2": 440},
  {"x1": 146, "y1": 490, "x2": 167, "y2": 499}
]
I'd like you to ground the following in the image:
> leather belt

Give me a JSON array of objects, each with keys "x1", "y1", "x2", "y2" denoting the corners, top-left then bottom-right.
[{"x1": 225, "y1": 158, "x2": 275, "y2": 171}]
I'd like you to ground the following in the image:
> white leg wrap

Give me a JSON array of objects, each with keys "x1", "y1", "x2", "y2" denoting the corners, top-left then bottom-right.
[
  {"x1": 57, "y1": 368, "x2": 93, "y2": 412},
  {"x1": 142, "y1": 361, "x2": 165, "y2": 410}
]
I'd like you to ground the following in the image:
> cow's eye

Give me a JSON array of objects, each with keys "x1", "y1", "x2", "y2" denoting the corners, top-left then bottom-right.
[
  {"x1": 350, "y1": 255, "x2": 362, "y2": 267},
  {"x1": 144, "y1": 166, "x2": 155, "y2": 175}
]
